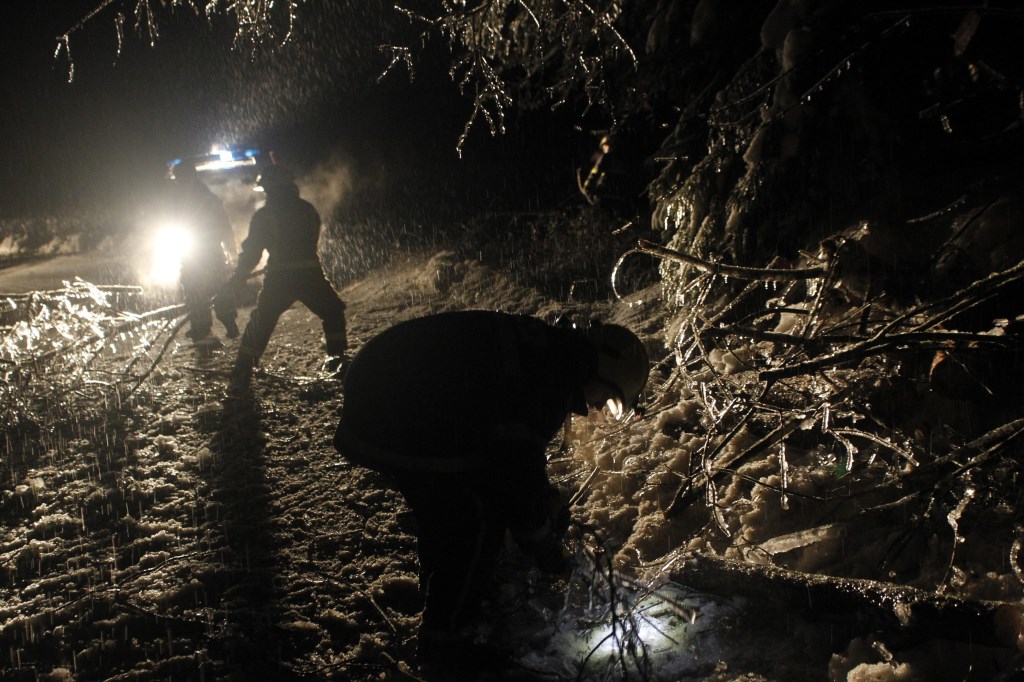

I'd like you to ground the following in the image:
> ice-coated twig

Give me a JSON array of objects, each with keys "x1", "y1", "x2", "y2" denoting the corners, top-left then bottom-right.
[
  {"x1": 569, "y1": 466, "x2": 601, "y2": 507},
  {"x1": 665, "y1": 402, "x2": 758, "y2": 517},
  {"x1": 671, "y1": 551, "x2": 1021, "y2": 648},
  {"x1": 632, "y1": 239, "x2": 828, "y2": 281},
  {"x1": 871, "y1": 257, "x2": 1024, "y2": 338},
  {"x1": 570, "y1": 522, "x2": 653, "y2": 682},
  {"x1": 758, "y1": 330, "x2": 1023, "y2": 382},
  {"x1": 123, "y1": 313, "x2": 188, "y2": 398}
]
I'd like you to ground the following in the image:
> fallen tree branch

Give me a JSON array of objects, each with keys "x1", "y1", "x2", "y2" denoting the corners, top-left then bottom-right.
[
  {"x1": 671, "y1": 552, "x2": 1023, "y2": 649},
  {"x1": 874, "y1": 258, "x2": 1024, "y2": 338},
  {"x1": 668, "y1": 385, "x2": 851, "y2": 517},
  {"x1": 17, "y1": 302, "x2": 187, "y2": 368},
  {"x1": 666, "y1": 404, "x2": 766, "y2": 517},
  {"x1": 706, "y1": 325, "x2": 1022, "y2": 350},
  {"x1": 758, "y1": 332, "x2": 1023, "y2": 382},
  {"x1": 9, "y1": 268, "x2": 263, "y2": 369},
  {"x1": 0, "y1": 284, "x2": 144, "y2": 300},
  {"x1": 123, "y1": 314, "x2": 189, "y2": 398},
  {"x1": 631, "y1": 240, "x2": 828, "y2": 281},
  {"x1": 882, "y1": 418, "x2": 1024, "y2": 497}
]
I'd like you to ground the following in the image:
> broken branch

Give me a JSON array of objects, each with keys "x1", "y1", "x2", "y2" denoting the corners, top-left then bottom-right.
[
  {"x1": 633, "y1": 240, "x2": 828, "y2": 281},
  {"x1": 672, "y1": 552, "x2": 1022, "y2": 649}
]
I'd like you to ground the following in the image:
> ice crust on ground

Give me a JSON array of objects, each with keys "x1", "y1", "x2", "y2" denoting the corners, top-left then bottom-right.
[{"x1": 1, "y1": 252, "x2": 1022, "y2": 680}]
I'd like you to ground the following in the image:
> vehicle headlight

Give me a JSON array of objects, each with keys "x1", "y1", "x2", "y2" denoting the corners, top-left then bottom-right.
[{"x1": 146, "y1": 222, "x2": 194, "y2": 288}]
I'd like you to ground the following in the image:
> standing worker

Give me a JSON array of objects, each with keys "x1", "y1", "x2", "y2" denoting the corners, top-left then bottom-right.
[
  {"x1": 171, "y1": 161, "x2": 239, "y2": 343},
  {"x1": 225, "y1": 162, "x2": 348, "y2": 391},
  {"x1": 333, "y1": 310, "x2": 649, "y2": 671}
]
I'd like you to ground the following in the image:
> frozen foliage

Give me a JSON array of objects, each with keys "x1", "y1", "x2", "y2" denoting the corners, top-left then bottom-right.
[
  {"x1": 384, "y1": 0, "x2": 636, "y2": 154},
  {"x1": 55, "y1": 0, "x2": 305, "y2": 81},
  {"x1": 0, "y1": 279, "x2": 181, "y2": 444}
]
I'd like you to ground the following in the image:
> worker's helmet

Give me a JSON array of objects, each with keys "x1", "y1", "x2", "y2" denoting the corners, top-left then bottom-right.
[
  {"x1": 586, "y1": 323, "x2": 649, "y2": 417},
  {"x1": 255, "y1": 164, "x2": 295, "y2": 190}
]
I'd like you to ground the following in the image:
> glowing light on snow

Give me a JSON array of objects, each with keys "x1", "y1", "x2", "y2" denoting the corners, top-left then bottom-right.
[
  {"x1": 147, "y1": 222, "x2": 193, "y2": 288},
  {"x1": 536, "y1": 586, "x2": 710, "y2": 678},
  {"x1": 583, "y1": 595, "x2": 688, "y2": 660}
]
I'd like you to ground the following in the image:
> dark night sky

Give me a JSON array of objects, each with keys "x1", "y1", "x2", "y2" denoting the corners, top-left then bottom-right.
[
  {"x1": 1, "y1": 1, "x2": 583, "y2": 221},
  {"x1": 1, "y1": 1, "x2": 386, "y2": 208}
]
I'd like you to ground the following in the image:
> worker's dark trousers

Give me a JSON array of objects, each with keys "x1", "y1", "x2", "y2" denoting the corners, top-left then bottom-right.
[
  {"x1": 396, "y1": 472, "x2": 507, "y2": 634},
  {"x1": 181, "y1": 260, "x2": 236, "y2": 339},
  {"x1": 235, "y1": 268, "x2": 347, "y2": 368}
]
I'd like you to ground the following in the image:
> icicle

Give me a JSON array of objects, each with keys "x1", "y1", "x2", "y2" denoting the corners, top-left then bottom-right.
[
  {"x1": 779, "y1": 442, "x2": 790, "y2": 510},
  {"x1": 1011, "y1": 535, "x2": 1024, "y2": 586}
]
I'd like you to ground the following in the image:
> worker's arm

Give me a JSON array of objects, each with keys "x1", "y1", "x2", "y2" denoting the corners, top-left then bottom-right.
[
  {"x1": 230, "y1": 213, "x2": 269, "y2": 284},
  {"x1": 492, "y1": 440, "x2": 570, "y2": 574}
]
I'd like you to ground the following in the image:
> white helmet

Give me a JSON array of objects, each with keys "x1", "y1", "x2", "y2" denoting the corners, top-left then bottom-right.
[{"x1": 586, "y1": 323, "x2": 649, "y2": 417}]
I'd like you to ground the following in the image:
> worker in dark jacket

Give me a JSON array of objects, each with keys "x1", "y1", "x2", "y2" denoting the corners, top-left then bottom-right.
[
  {"x1": 170, "y1": 161, "x2": 239, "y2": 342},
  {"x1": 333, "y1": 310, "x2": 649, "y2": 668},
  {"x1": 226, "y1": 163, "x2": 348, "y2": 390}
]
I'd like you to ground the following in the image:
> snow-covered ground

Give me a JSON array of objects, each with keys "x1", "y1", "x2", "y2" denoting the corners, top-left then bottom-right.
[{"x1": 1, "y1": 247, "x2": 1022, "y2": 681}]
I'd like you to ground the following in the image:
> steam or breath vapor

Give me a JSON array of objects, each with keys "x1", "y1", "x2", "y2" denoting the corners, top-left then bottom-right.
[
  {"x1": 297, "y1": 155, "x2": 355, "y2": 221},
  {"x1": 212, "y1": 179, "x2": 264, "y2": 248}
]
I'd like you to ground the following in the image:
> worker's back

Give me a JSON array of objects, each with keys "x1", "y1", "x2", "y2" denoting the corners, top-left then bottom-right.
[
  {"x1": 247, "y1": 188, "x2": 321, "y2": 272},
  {"x1": 335, "y1": 310, "x2": 596, "y2": 470}
]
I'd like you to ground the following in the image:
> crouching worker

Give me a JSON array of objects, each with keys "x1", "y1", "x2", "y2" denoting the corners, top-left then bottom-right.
[{"x1": 332, "y1": 310, "x2": 649, "y2": 670}]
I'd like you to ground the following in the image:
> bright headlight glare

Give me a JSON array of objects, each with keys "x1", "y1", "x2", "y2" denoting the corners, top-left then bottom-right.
[
  {"x1": 146, "y1": 222, "x2": 193, "y2": 287},
  {"x1": 153, "y1": 223, "x2": 194, "y2": 261}
]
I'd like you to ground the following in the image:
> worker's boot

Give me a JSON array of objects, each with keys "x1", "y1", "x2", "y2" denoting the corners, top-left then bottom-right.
[
  {"x1": 322, "y1": 354, "x2": 350, "y2": 380},
  {"x1": 223, "y1": 318, "x2": 240, "y2": 339},
  {"x1": 226, "y1": 362, "x2": 254, "y2": 398}
]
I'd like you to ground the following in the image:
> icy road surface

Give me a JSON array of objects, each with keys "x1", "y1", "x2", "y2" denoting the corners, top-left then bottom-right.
[{"x1": 0, "y1": 253, "x2": 139, "y2": 294}]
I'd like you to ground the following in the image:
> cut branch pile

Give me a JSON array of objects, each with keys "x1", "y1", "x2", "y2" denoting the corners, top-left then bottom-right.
[
  {"x1": 0, "y1": 279, "x2": 189, "y2": 459},
  {"x1": 616, "y1": 233, "x2": 1024, "y2": 635}
]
